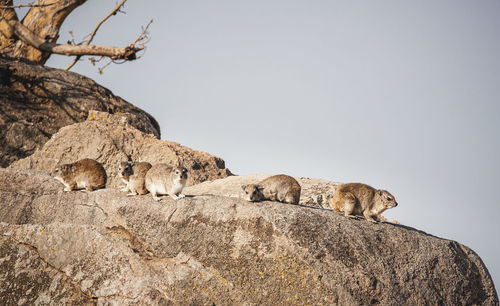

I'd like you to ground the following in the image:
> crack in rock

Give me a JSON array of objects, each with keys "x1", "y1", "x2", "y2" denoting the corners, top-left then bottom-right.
[
  {"x1": 105, "y1": 225, "x2": 156, "y2": 259},
  {"x1": 2, "y1": 236, "x2": 97, "y2": 304}
]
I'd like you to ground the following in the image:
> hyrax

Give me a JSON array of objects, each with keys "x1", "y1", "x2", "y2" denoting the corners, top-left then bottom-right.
[
  {"x1": 117, "y1": 161, "x2": 152, "y2": 196},
  {"x1": 241, "y1": 174, "x2": 301, "y2": 205},
  {"x1": 330, "y1": 183, "x2": 398, "y2": 223},
  {"x1": 52, "y1": 158, "x2": 107, "y2": 192},
  {"x1": 145, "y1": 164, "x2": 188, "y2": 201}
]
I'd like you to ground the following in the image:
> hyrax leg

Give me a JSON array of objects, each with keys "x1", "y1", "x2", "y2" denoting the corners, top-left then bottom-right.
[
  {"x1": 120, "y1": 184, "x2": 129, "y2": 192},
  {"x1": 363, "y1": 211, "x2": 378, "y2": 223},
  {"x1": 64, "y1": 182, "x2": 77, "y2": 192},
  {"x1": 127, "y1": 191, "x2": 138, "y2": 197},
  {"x1": 83, "y1": 182, "x2": 94, "y2": 192},
  {"x1": 126, "y1": 184, "x2": 138, "y2": 196},
  {"x1": 283, "y1": 194, "x2": 297, "y2": 204},
  {"x1": 342, "y1": 192, "x2": 357, "y2": 218},
  {"x1": 169, "y1": 193, "x2": 186, "y2": 200},
  {"x1": 150, "y1": 187, "x2": 162, "y2": 201},
  {"x1": 267, "y1": 191, "x2": 278, "y2": 202}
]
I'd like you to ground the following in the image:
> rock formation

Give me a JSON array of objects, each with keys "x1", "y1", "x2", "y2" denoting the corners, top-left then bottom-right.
[
  {"x1": 10, "y1": 114, "x2": 231, "y2": 187},
  {"x1": 184, "y1": 174, "x2": 340, "y2": 209},
  {"x1": 0, "y1": 58, "x2": 160, "y2": 167},
  {"x1": 0, "y1": 168, "x2": 497, "y2": 305},
  {"x1": 1, "y1": 58, "x2": 497, "y2": 305}
]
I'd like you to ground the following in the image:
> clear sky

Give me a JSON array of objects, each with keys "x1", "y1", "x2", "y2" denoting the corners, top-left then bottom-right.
[{"x1": 45, "y1": 1, "x2": 500, "y2": 288}]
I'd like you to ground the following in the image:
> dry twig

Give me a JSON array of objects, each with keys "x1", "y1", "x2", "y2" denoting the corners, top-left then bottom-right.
[
  {"x1": 5, "y1": 19, "x2": 144, "y2": 59},
  {"x1": 1, "y1": 0, "x2": 151, "y2": 69},
  {"x1": 91, "y1": 18, "x2": 153, "y2": 74},
  {"x1": 0, "y1": 1, "x2": 58, "y2": 9},
  {"x1": 65, "y1": 0, "x2": 127, "y2": 70}
]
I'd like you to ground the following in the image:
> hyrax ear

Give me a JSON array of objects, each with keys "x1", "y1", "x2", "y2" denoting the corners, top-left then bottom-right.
[
  {"x1": 378, "y1": 190, "x2": 382, "y2": 196},
  {"x1": 257, "y1": 185, "x2": 264, "y2": 192},
  {"x1": 241, "y1": 185, "x2": 246, "y2": 191}
]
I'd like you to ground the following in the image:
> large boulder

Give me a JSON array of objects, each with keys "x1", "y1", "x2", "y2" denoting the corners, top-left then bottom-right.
[
  {"x1": 0, "y1": 168, "x2": 497, "y2": 305},
  {"x1": 0, "y1": 59, "x2": 160, "y2": 167},
  {"x1": 9, "y1": 115, "x2": 231, "y2": 187}
]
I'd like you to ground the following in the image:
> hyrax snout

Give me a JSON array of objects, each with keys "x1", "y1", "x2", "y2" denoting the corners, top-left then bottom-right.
[
  {"x1": 52, "y1": 158, "x2": 107, "y2": 192},
  {"x1": 330, "y1": 182, "x2": 398, "y2": 223},
  {"x1": 242, "y1": 174, "x2": 301, "y2": 205},
  {"x1": 117, "y1": 161, "x2": 152, "y2": 196},
  {"x1": 145, "y1": 164, "x2": 188, "y2": 201},
  {"x1": 117, "y1": 161, "x2": 134, "y2": 183}
]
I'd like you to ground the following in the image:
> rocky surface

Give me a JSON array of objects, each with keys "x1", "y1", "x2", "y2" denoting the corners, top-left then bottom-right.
[
  {"x1": 0, "y1": 168, "x2": 497, "y2": 305},
  {"x1": 9, "y1": 116, "x2": 231, "y2": 187},
  {"x1": 184, "y1": 174, "x2": 340, "y2": 209},
  {"x1": 0, "y1": 58, "x2": 160, "y2": 167}
]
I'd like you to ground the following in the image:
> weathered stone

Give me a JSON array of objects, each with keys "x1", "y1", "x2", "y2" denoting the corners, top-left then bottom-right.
[
  {"x1": 0, "y1": 168, "x2": 497, "y2": 305},
  {"x1": 0, "y1": 58, "x2": 160, "y2": 167},
  {"x1": 10, "y1": 117, "x2": 231, "y2": 187}
]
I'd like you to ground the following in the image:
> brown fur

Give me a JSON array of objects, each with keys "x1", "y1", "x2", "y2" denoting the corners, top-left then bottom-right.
[
  {"x1": 330, "y1": 183, "x2": 398, "y2": 223},
  {"x1": 145, "y1": 164, "x2": 188, "y2": 201},
  {"x1": 52, "y1": 158, "x2": 107, "y2": 192},
  {"x1": 242, "y1": 174, "x2": 301, "y2": 204},
  {"x1": 117, "y1": 161, "x2": 152, "y2": 196}
]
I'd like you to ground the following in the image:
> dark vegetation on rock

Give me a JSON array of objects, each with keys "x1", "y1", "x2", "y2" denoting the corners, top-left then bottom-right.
[{"x1": 0, "y1": 58, "x2": 160, "y2": 167}]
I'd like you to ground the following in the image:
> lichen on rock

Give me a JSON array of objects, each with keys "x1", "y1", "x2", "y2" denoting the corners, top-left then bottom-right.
[{"x1": 0, "y1": 58, "x2": 160, "y2": 168}]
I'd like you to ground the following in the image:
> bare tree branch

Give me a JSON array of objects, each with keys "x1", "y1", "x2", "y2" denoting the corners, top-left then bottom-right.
[
  {"x1": 0, "y1": 0, "x2": 18, "y2": 42},
  {"x1": 0, "y1": 1, "x2": 58, "y2": 9},
  {"x1": 1, "y1": 0, "x2": 151, "y2": 69},
  {"x1": 87, "y1": 0, "x2": 127, "y2": 45},
  {"x1": 90, "y1": 19, "x2": 152, "y2": 74},
  {"x1": 1, "y1": 0, "x2": 87, "y2": 64},
  {"x1": 65, "y1": 0, "x2": 127, "y2": 71},
  {"x1": 7, "y1": 19, "x2": 143, "y2": 60},
  {"x1": 131, "y1": 19, "x2": 153, "y2": 47}
]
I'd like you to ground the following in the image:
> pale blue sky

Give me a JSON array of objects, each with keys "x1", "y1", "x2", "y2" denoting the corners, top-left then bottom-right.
[{"x1": 45, "y1": 1, "x2": 500, "y2": 287}]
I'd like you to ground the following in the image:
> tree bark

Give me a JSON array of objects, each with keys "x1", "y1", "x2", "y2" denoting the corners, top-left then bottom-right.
[
  {"x1": 0, "y1": 0, "x2": 18, "y2": 50},
  {"x1": 8, "y1": 19, "x2": 141, "y2": 60},
  {"x1": 1, "y1": 0, "x2": 86, "y2": 64}
]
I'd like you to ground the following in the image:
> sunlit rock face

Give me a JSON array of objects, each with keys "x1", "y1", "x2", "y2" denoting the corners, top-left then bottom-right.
[{"x1": 0, "y1": 168, "x2": 497, "y2": 305}]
